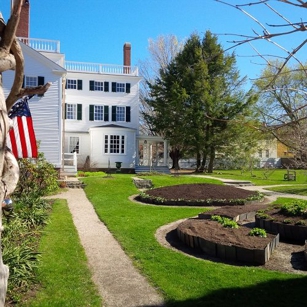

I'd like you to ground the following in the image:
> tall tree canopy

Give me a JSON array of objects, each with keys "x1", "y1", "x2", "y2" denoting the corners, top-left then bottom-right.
[
  {"x1": 254, "y1": 61, "x2": 307, "y2": 166},
  {"x1": 146, "y1": 31, "x2": 256, "y2": 172},
  {"x1": 138, "y1": 35, "x2": 184, "y2": 135}
]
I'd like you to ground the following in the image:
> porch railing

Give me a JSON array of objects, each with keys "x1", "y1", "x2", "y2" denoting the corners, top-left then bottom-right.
[
  {"x1": 63, "y1": 152, "x2": 77, "y2": 175},
  {"x1": 18, "y1": 37, "x2": 61, "y2": 53},
  {"x1": 65, "y1": 61, "x2": 138, "y2": 76}
]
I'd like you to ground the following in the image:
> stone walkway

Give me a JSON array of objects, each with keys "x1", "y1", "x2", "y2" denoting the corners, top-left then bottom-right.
[{"x1": 47, "y1": 188, "x2": 165, "y2": 307}]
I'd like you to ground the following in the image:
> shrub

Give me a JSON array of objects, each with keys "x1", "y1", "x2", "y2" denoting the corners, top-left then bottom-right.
[
  {"x1": 13, "y1": 152, "x2": 58, "y2": 201},
  {"x1": 249, "y1": 228, "x2": 267, "y2": 238}
]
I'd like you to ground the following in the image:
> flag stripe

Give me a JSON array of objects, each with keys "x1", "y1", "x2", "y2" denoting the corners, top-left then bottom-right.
[
  {"x1": 7, "y1": 96, "x2": 38, "y2": 159},
  {"x1": 26, "y1": 117, "x2": 38, "y2": 157},
  {"x1": 18, "y1": 117, "x2": 28, "y2": 158}
]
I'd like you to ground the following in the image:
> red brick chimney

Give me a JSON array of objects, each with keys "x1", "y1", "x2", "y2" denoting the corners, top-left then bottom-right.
[
  {"x1": 15, "y1": 0, "x2": 30, "y2": 38},
  {"x1": 123, "y1": 43, "x2": 131, "y2": 74}
]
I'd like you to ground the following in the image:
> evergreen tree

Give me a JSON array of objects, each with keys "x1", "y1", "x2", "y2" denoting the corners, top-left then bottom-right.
[{"x1": 146, "y1": 31, "x2": 256, "y2": 172}]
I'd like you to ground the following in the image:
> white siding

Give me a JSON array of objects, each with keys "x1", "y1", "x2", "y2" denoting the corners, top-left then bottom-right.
[
  {"x1": 89, "y1": 126, "x2": 137, "y2": 168},
  {"x1": 2, "y1": 48, "x2": 64, "y2": 168},
  {"x1": 65, "y1": 72, "x2": 140, "y2": 132}
]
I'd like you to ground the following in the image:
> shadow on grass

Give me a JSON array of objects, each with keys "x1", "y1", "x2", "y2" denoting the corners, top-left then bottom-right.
[{"x1": 163, "y1": 276, "x2": 307, "y2": 307}]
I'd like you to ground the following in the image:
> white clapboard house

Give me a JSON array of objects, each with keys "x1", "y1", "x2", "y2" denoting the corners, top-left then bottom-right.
[{"x1": 3, "y1": 1, "x2": 170, "y2": 175}]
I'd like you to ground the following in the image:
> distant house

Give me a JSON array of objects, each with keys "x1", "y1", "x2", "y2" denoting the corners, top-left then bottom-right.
[{"x1": 3, "y1": 1, "x2": 170, "y2": 174}]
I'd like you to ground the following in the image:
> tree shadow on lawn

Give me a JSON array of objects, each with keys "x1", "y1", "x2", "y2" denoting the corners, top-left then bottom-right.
[{"x1": 164, "y1": 276, "x2": 307, "y2": 307}]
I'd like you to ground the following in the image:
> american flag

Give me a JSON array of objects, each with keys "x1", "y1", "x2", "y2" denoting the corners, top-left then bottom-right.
[{"x1": 7, "y1": 96, "x2": 38, "y2": 159}]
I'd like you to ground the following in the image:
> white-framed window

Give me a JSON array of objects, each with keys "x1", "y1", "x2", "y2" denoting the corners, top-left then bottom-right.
[
  {"x1": 104, "y1": 135, "x2": 125, "y2": 154},
  {"x1": 258, "y1": 150, "x2": 262, "y2": 158},
  {"x1": 94, "y1": 105, "x2": 104, "y2": 121},
  {"x1": 66, "y1": 79, "x2": 82, "y2": 90},
  {"x1": 111, "y1": 82, "x2": 130, "y2": 93},
  {"x1": 66, "y1": 79, "x2": 77, "y2": 89},
  {"x1": 66, "y1": 103, "x2": 77, "y2": 119},
  {"x1": 94, "y1": 81, "x2": 104, "y2": 91},
  {"x1": 116, "y1": 106, "x2": 125, "y2": 121},
  {"x1": 265, "y1": 149, "x2": 270, "y2": 158},
  {"x1": 116, "y1": 83, "x2": 125, "y2": 92},
  {"x1": 66, "y1": 104, "x2": 77, "y2": 119},
  {"x1": 69, "y1": 137, "x2": 80, "y2": 154},
  {"x1": 65, "y1": 103, "x2": 82, "y2": 120},
  {"x1": 25, "y1": 76, "x2": 38, "y2": 87}
]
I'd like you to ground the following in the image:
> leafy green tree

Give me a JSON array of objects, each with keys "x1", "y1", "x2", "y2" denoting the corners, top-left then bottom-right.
[
  {"x1": 254, "y1": 61, "x2": 307, "y2": 166},
  {"x1": 146, "y1": 31, "x2": 256, "y2": 171}
]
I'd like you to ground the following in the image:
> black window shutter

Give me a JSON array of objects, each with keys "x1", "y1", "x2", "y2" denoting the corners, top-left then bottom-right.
[
  {"x1": 112, "y1": 82, "x2": 116, "y2": 92},
  {"x1": 37, "y1": 76, "x2": 45, "y2": 97},
  {"x1": 112, "y1": 106, "x2": 117, "y2": 121},
  {"x1": 125, "y1": 83, "x2": 131, "y2": 94},
  {"x1": 89, "y1": 81, "x2": 94, "y2": 91},
  {"x1": 104, "y1": 81, "x2": 109, "y2": 92},
  {"x1": 65, "y1": 79, "x2": 68, "y2": 89},
  {"x1": 104, "y1": 106, "x2": 109, "y2": 121},
  {"x1": 126, "y1": 106, "x2": 131, "y2": 122},
  {"x1": 38, "y1": 76, "x2": 44, "y2": 86},
  {"x1": 89, "y1": 105, "x2": 94, "y2": 121},
  {"x1": 64, "y1": 103, "x2": 67, "y2": 119},
  {"x1": 22, "y1": 76, "x2": 25, "y2": 88},
  {"x1": 77, "y1": 104, "x2": 82, "y2": 120},
  {"x1": 77, "y1": 80, "x2": 83, "y2": 90}
]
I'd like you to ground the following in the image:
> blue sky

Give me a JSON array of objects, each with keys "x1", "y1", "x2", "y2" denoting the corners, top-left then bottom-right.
[{"x1": 1, "y1": 1, "x2": 306, "y2": 86}]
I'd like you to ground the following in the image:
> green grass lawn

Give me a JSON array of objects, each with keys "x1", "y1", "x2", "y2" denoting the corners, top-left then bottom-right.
[
  {"x1": 21, "y1": 199, "x2": 102, "y2": 307},
  {"x1": 81, "y1": 174, "x2": 307, "y2": 307},
  {"x1": 266, "y1": 185, "x2": 307, "y2": 196},
  {"x1": 203, "y1": 168, "x2": 307, "y2": 185}
]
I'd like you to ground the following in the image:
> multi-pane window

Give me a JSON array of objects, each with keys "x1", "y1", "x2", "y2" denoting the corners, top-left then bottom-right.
[
  {"x1": 66, "y1": 104, "x2": 77, "y2": 119},
  {"x1": 111, "y1": 82, "x2": 130, "y2": 93},
  {"x1": 25, "y1": 76, "x2": 38, "y2": 87},
  {"x1": 116, "y1": 83, "x2": 125, "y2": 92},
  {"x1": 66, "y1": 79, "x2": 77, "y2": 89},
  {"x1": 66, "y1": 104, "x2": 82, "y2": 120},
  {"x1": 94, "y1": 105, "x2": 104, "y2": 121},
  {"x1": 116, "y1": 106, "x2": 125, "y2": 121},
  {"x1": 104, "y1": 135, "x2": 125, "y2": 154},
  {"x1": 94, "y1": 81, "x2": 104, "y2": 91},
  {"x1": 69, "y1": 137, "x2": 79, "y2": 154}
]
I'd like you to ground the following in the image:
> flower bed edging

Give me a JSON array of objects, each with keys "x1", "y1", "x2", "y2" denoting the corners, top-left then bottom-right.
[
  {"x1": 255, "y1": 216, "x2": 307, "y2": 243},
  {"x1": 177, "y1": 224, "x2": 279, "y2": 265}
]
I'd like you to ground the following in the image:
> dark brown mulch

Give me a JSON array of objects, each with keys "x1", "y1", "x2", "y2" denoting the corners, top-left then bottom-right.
[
  {"x1": 177, "y1": 218, "x2": 276, "y2": 250},
  {"x1": 144, "y1": 183, "x2": 307, "y2": 273},
  {"x1": 145, "y1": 183, "x2": 257, "y2": 201}
]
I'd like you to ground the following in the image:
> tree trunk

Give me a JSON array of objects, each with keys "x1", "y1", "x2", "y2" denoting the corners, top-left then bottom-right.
[
  {"x1": 196, "y1": 152, "x2": 201, "y2": 171},
  {"x1": 207, "y1": 147, "x2": 215, "y2": 173},
  {"x1": 169, "y1": 148, "x2": 181, "y2": 170},
  {"x1": 0, "y1": 2, "x2": 51, "y2": 304}
]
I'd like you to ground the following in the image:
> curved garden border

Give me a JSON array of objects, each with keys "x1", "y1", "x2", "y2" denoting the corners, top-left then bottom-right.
[
  {"x1": 177, "y1": 219, "x2": 279, "y2": 265},
  {"x1": 255, "y1": 216, "x2": 307, "y2": 243}
]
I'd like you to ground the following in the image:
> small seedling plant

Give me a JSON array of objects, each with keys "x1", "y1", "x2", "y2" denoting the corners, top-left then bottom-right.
[
  {"x1": 211, "y1": 215, "x2": 239, "y2": 229},
  {"x1": 248, "y1": 228, "x2": 267, "y2": 238}
]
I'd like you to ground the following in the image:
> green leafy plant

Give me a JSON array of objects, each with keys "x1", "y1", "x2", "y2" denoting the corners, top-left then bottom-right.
[
  {"x1": 211, "y1": 215, "x2": 239, "y2": 229},
  {"x1": 249, "y1": 228, "x2": 267, "y2": 238},
  {"x1": 14, "y1": 152, "x2": 59, "y2": 201},
  {"x1": 280, "y1": 200, "x2": 307, "y2": 217}
]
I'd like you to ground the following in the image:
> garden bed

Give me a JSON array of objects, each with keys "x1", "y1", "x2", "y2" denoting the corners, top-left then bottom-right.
[
  {"x1": 137, "y1": 183, "x2": 263, "y2": 206},
  {"x1": 255, "y1": 202, "x2": 307, "y2": 243},
  {"x1": 177, "y1": 218, "x2": 279, "y2": 265}
]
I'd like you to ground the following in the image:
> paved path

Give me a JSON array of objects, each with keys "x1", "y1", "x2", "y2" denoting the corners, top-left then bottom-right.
[
  {"x1": 48, "y1": 189, "x2": 165, "y2": 307},
  {"x1": 197, "y1": 175, "x2": 307, "y2": 202}
]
